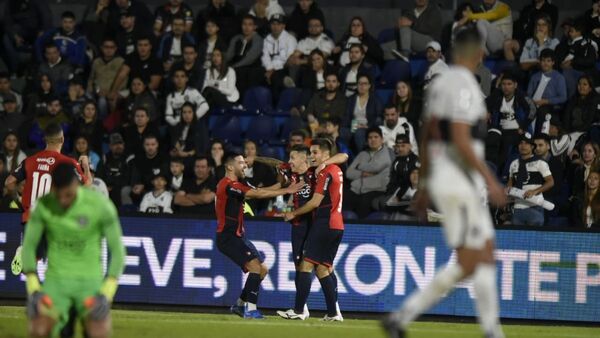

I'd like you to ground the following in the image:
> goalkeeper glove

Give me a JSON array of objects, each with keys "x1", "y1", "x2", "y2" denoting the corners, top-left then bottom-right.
[
  {"x1": 26, "y1": 291, "x2": 54, "y2": 319},
  {"x1": 84, "y1": 295, "x2": 110, "y2": 321},
  {"x1": 25, "y1": 274, "x2": 41, "y2": 295},
  {"x1": 99, "y1": 277, "x2": 118, "y2": 302}
]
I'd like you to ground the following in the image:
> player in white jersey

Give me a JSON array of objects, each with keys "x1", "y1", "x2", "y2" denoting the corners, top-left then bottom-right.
[{"x1": 382, "y1": 28, "x2": 507, "y2": 338}]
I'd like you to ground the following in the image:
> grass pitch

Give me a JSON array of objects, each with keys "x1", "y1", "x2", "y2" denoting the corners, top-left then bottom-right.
[{"x1": 0, "y1": 306, "x2": 598, "y2": 338}]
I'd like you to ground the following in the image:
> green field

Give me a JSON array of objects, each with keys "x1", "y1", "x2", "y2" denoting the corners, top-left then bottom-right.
[{"x1": 0, "y1": 306, "x2": 598, "y2": 338}]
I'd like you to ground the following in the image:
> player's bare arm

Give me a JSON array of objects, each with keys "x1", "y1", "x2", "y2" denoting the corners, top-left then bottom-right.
[
  {"x1": 4, "y1": 175, "x2": 17, "y2": 195},
  {"x1": 245, "y1": 182, "x2": 303, "y2": 200},
  {"x1": 283, "y1": 192, "x2": 324, "y2": 221},
  {"x1": 253, "y1": 156, "x2": 284, "y2": 167},
  {"x1": 78, "y1": 155, "x2": 93, "y2": 186},
  {"x1": 523, "y1": 175, "x2": 554, "y2": 199},
  {"x1": 316, "y1": 153, "x2": 349, "y2": 174}
]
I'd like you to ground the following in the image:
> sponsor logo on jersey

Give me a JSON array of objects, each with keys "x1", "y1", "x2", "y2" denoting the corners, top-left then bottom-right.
[
  {"x1": 36, "y1": 157, "x2": 56, "y2": 165},
  {"x1": 78, "y1": 216, "x2": 89, "y2": 228}
]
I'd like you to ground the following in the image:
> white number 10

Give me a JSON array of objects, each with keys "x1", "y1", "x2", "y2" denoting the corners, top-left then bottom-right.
[
  {"x1": 337, "y1": 172, "x2": 343, "y2": 213},
  {"x1": 31, "y1": 172, "x2": 52, "y2": 206}
]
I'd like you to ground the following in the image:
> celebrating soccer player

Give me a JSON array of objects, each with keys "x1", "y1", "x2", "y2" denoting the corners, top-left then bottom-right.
[
  {"x1": 216, "y1": 153, "x2": 303, "y2": 319},
  {"x1": 21, "y1": 163, "x2": 125, "y2": 338},
  {"x1": 283, "y1": 138, "x2": 345, "y2": 322}
]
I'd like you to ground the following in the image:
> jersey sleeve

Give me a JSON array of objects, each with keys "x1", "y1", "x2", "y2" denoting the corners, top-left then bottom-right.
[
  {"x1": 314, "y1": 170, "x2": 331, "y2": 195},
  {"x1": 101, "y1": 199, "x2": 125, "y2": 279},
  {"x1": 226, "y1": 181, "x2": 252, "y2": 199},
  {"x1": 21, "y1": 200, "x2": 46, "y2": 274},
  {"x1": 539, "y1": 161, "x2": 552, "y2": 178},
  {"x1": 12, "y1": 159, "x2": 26, "y2": 183},
  {"x1": 427, "y1": 72, "x2": 480, "y2": 124},
  {"x1": 73, "y1": 160, "x2": 88, "y2": 185}
]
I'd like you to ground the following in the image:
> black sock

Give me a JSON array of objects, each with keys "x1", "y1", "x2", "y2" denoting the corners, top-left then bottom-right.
[
  {"x1": 330, "y1": 271, "x2": 338, "y2": 301},
  {"x1": 319, "y1": 275, "x2": 337, "y2": 317},
  {"x1": 239, "y1": 288, "x2": 248, "y2": 303},
  {"x1": 242, "y1": 273, "x2": 262, "y2": 305},
  {"x1": 294, "y1": 271, "x2": 312, "y2": 313}
]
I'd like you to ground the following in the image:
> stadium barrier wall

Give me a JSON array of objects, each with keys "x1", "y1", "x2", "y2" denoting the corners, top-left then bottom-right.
[{"x1": 0, "y1": 212, "x2": 599, "y2": 322}]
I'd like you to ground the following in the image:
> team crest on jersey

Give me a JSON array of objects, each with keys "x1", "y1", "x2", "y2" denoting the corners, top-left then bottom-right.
[
  {"x1": 153, "y1": 168, "x2": 161, "y2": 175},
  {"x1": 78, "y1": 216, "x2": 89, "y2": 228}
]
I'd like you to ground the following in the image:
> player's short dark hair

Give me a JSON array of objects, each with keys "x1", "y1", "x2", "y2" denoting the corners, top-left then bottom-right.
[
  {"x1": 311, "y1": 138, "x2": 333, "y2": 154},
  {"x1": 290, "y1": 144, "x2": 310, "y2": 156},
  {"x1": 539, "y1": 48, "x2": 555, "y2": 61},
  {"x1": 453, "y1": 27, "x2": 482, "y2": 50},
  {"x1": 44, "y1": 123, "x2": 63, "y2": 139},
  {"x1": 52, "y1": 163, "x2": 78, "y2": 189},
  {"x1": 61, "y1": 11, "x2": 76, "y2": 20},
  {"x1": 366, "y1": 126, "x2": 383, "y2": 139},
  {"x1": 224, "y1": 152, "x2": 243, "y2": 166}
]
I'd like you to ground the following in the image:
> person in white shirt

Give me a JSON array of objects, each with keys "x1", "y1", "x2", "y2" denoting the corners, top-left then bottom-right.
[
  {"x1": 287, "y1": 17, "x2": 334, "y2": 85},
  {"x1": 90, "y1": 171, "x2": 110, "y2": 198},
  {"x1": 202, "y1": 48, "x2": 240, "y2": 108},
  {"x1": 422, "y1": 41, "x2": 448, "y2": 90},
  {"x1": 165, "y1": 67, "x2": 209, "y2": 126},
  {"x1": 262, "y1": 14, "x2": 297, "y2": 101},
  {"x1": 139, "y1": 173, "x2": 174, "y2": 214},
  {"x1": 379, "y1": 105, "x2": 418, "y2": 155}
]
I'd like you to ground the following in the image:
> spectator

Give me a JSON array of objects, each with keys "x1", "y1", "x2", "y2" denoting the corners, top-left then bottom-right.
[
  {"x1": 2, "y1": 131, "x2": 26, "y2": 173},
  {"x1": 1, "y1": 0, "x2": 52, "y2": 74},
  {"x1": 121, "y1": 107, "x2": 160, "y2": 156},
  {"x1": 303, "y1": 72, "x2": 347, "y2": 125},
  {"x1": 139, "y1": 173, "x2": 174, "y2": 214},
  {"x1": 261, "y1": 14, "x2": 297, "y2": 102},
  {"x1": 488, "y1": 72, "x2": 535, "y2": 165},
  {"x1": 122, "y1": 77, "x2": 161, "y2": 123},
  {"x1": 533, "y1": 133, "x2": 564, "y2": 209},
  {"x1": 202, "y1": 49, "x2": 240, "y2": 108},
  {"x1": 225, "y1": 15, "x2": 264, "y2": 97},
  {"x1": 87, "y1": 37, "x2": 125, "y2": 118},
  {"x1": 422, "y1": 41, "x2": 448, "y2": 90},
  {"x1": 0, "y1": 153, "x2": 8, "y2": 195},
  {"x1": 72, "y1": 101, "x2": 105, "y2": 153},
  {"x1": 38, "y1": 43, "x2": 74, "y2": 95},
  {"x1": 297, "y1": 50, "x2": 334, "y2": 97},
  {"x1": 170, "y1": 45, "x2": 205, "y2": 91},
  {"x1": 345, "y1": 127, "x2": 392, "y2": 218},
  {"x1": 449, "y1": 2, "x2": 477, "y2": 49},
  {"x1": 505, "y1": 14, "x2": 559, "y2": 71},
  {"x1": 373, "y1": 134, "x2": 420, "y2": 211},
  {"x1": 197, "y1": 18, "x2": 227, "y2": 71},
  {"x1": 166, "y1": 68, "x2": 210, "y2": 130},
  {"x1": 581, "y1": 171, "x2": 600, "y2": 228},
  {"x1": 320, "y1": 117, "x2": 351, "y2": 157},
  {"x1": 29, "y1": 96, "x2": 71, "y2": 151},
  {"x1": 72, "y1": 135, "x2": 101, "y2": 173},
  {"x1": 195, "y1": 0, "x2": 238, "y2": 43},
  {"x1": 63, "y1": 77, "x2": 93, "y2": 119},
  {"x1": 390, "y1": 81, "x2": 421, "y2": 133},
  {"x1": 332, "y1": 17, "x2": 383, "y2": 67},
  {"x1": 99, "y1": 133, "x2": 130, "y2": 206},
  {"x1": 339, "y1": 44, "x2": 375, "y2": 97},
  {"x1": 249, "y1": 0, "x2": 285, "y2": 36},
  {"x1": 169, "y1": 102, "x2": 199, "y2": 164},
  {"x1": 395, "y1": 0, "x2": 443, "y2": 61},
  {"x1": 154, "y1": 0, "x2": 194, "y2": 36},
  {"x1": 287, "y1": 0, "x2": 326, "y2": 40},
  {"x1": 555, "y1": 20, "x2": 598, "y2": 98},
  {"x1": 115, "y1": 10, "x2": 149, "y2": 57},
  {"x1": 110, "y1": 36, "x2": 163, "y2": 99},
  {"x1": 89, "y1": 168, "x2": 110, "y2": 198},
  {"x1": 243, "y1": 140, "x2": 276, "y2": 210},
  {"x1": 128, "y1": 134, "x2": 170, "y2": 205},
  {"x1": 527, "y1": 49, "x2": 567, "y2": 131},
  {"x1": 475, "y1": 61, "x2": 493, "y2": 97},
  {"x1": 288, "y1": 129, "x2": 307, "y2": 149},
  {"x1": 0, "y1": 94, "x2": 25, "y2": 144},
  {"x1": 24, "y1": 74, "x2": 54, "y2": 118},
  {"x1": 344, "y1": 74, "x2": 383, "y2": 152},
  {"x1": 81, "y1": 0, "x2": 112, "y2": 49},
  {"x1": 466, "y1": 0, "x2": 513, "y2": 55},
  {"x1": 508, "y1": 133, "x2": 554, "y2": 226},
  {"x1": 512, "y1": 0, "x2": 558, "y2": 45},
  {"x1": 210, "y1": 139, "x2": 226, "y2": 180},
  {"x1": 583, "y1": 0, "x2": 600, "y2": 47},
  {"x1": 289, "y1": 17, "x2": 334, "y2": 67},
  {"x1": 562, "y1": 75, "x2": 600, "y2": 139},
  {"x1": 107, "y1": 0, "x2": 153, "y2": 35},
  {"x1": 379, "y1": 105, "x2": 418, "y2": 154},
  {"x1": 569, "y1": 142, "x2": 600, "y2": 204},
  {"x1": 36, "y1": 11, "x2": 87, "y2": 68},
  {"x1": 169, "y1": 157, "x2": 185, "y2": 191},
  {"x1": 157, "y1": 15, "x2": 196, "y2": 69},
  {"x1": 0, "y1": 73, "x2": 23, "y2": 113},
  {"x1": 174, "y1": 156, "x2": 217, "y2": 215}
]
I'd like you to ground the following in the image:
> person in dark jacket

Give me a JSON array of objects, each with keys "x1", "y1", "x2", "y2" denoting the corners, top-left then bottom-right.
[
  {"x1": 287, "y1": 0, "x2": 326, "y2": 40},
  {"x1": 225, "y1": 15, "x2": 264, "y2": 97},
  {"x1": 396, "y1": 0, "x2": 443, "y2": 60},
  {"x1": 35, "y1": 11, "x2": 88, "y2": 68},
  {"x1": 157, "y1": 16, "x2": 196, "y2": 66},
  {"x1": 332, "y1": 17, "x2": 384, "y2": 68},
  {"x1": 121, "y1": 107, "x2": 160, "y2": 156},
  {"x1": 37, "y1": 44, "x2": 75, "y2": 96},
  {"x1": 303, "y1": 72, "x2": 347, "y2": 125},
  {"x1": 563, "y1": 75, "x2": 600, "y2": 135},
  {"x1": 153, "y1": 0, "x2": 194, "y2": 36},
  {"x1": 169, "y1": 44, "x2": 205, "y2": 92},
  {"x1": 339, "y1": 44, "x2": 376, "y2": 98},
  {"x1": 583, "y1": 0, "x2": 600, "y2": 48},
  {"x1": 99, "y1": 133, "x2": 130, "y2": 207},
  {"x1": 512, "y1": 0, "x2": 558, "y2": 45},
  {"x1": 195, "y1": 0, "x2": 239, "y2": 44},
  {"x1": 127, "y1": 134, "x2": 170, "y2": 205},
  {"x1": 344, "y1": 74, "x2": 383, "y2": 152},
  {"x1": 107, "y1": 0, "x2": 154, "y2": 36},
  {"x1": 297, "y1": 49, "x2": 336, "y2": 102},
  {"x1": 197, "y1": 18, "x2": 228, "y2": 71},
  {"x1": 1, "y1": 0, "x2": 53, "y2": 74},
  {"x1": 168, "y1": 102, "x2": 200, "y2": 170},
  {"x1": 72, "y1": 101, "x2": 105, "y2": 154},
  {"x1": 115, "y1": 9, "x2": 152, "y2": 57},
  {"x1": 122, "y1": 77, "x2": 160, "y2": 123}
]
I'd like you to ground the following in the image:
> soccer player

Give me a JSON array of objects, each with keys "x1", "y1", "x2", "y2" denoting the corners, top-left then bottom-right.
[
  {"x1": 22, "y1": 163, "x2": 125, "y2": 338},
  {"x1": 274, "y1": 144, "x2": 348, "y2": 320},
  {"x1": 6, "y1": 123, "x2": 92, "y2": 275},
  {"x1": 382, "y1": 28, "x2": 507, "y2": 338},
  {"x1": 283, "y1": 138, "x2": 344, "y2": 322},
  {"x1": 216, "y1": 153, "x2": 303, "y2": 319}
]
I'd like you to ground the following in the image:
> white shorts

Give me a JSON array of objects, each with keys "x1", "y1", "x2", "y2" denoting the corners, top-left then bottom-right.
[{"x1": 428, "y1": 163, "x2": 495, "y2": 250}]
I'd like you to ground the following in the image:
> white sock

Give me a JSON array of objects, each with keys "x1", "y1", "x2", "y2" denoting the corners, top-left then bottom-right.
[
  {"x1": 303, "y1": 303, "x2": 309, "y2": 315},
  {"x1": 236, "y1": 298, "x2": 245, "y2": 307},
  {"x1": 396, "y1": 264, "x2": 464, "y2": 328},
  {"x1": 473, "y1": 264, "x2": 504, "y2": 338},
  {"x1": 246, "y1": 302, "x2": 257, "y2": 311}
]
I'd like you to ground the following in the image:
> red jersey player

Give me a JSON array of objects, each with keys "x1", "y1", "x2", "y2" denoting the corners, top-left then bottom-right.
[
  {"x1": 283, "y1": 138, "x2": 345, "y2": 321},
  {"x1": 215, "y1": 153, "x2": 302, "y2": 319},
  {"x1": 6, "y1": 123, "x2": 92, "y2": 275}
]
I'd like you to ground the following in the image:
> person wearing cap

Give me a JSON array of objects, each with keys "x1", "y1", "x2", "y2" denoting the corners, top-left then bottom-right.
[
  {"x1": 99, "y1": 133, "x2": 130, "y2": 207},
  {"x1": 107, "y1": 0, "x2": 154, "y2": 35},
  {"x1": 423, "y1": 41, "x2": 448, "y2": 90},
  {"x1": 261, "y1": 13, "x2": 297, "y2": 102},
  {"x1": 379, "y1": 104, "x2": 418, "y2": 155},
  {"x1": 35, "y1": 11, "x2": 87, "y2": 68},
  {"x1": 465, "y1": 0, "x2": 513, "y2": 55},
  {"x1": 115, "y1": 9, "x2": 151, "y2": 57},
  {"x1": 507, "y1": 132, "x2": 554, "y2": 226},
  {"x1": 139, "y1": 171, "x2": 174, "y2": 214},
  {"x1": 249, "y1": 0, "x2": 285, "y2": 36},
  {"x1": 395, "y1": 0, "x2": 443, "y2": 61},
  {"x1": 153, "y1": 0, "x2": 194, "y2": 36},
  {"x1": 0, "y1": 72, "x2": 22, "y2": 113}
]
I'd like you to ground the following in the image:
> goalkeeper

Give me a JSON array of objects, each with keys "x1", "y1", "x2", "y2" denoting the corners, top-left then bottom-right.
[{"x1": 21, "y1": 163, "x2": 125, "y2": 338}]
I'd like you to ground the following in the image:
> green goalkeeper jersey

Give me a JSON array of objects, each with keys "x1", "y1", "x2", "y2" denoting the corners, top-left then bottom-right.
[{"x1": 22, "y1": 187, "x2": 125, "y2": 281}]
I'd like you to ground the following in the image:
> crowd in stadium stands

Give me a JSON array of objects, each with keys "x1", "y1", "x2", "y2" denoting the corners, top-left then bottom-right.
[{"x1": 0, "y1": 0, "x2": 599, "y2": 228}]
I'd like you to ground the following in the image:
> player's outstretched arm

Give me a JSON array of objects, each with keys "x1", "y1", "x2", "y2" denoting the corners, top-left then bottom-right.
[
  {"x1": 101, "y1": 202, "x2": 125, "y2": 301},
  {"x1": 284, "y1": 192, "x2": 324, "y2": 221},
  {"x1": 316, "y1": 153, "x2": 349, "y2": 174},
  {"x1": 245, "y1": 181, "x2": 303, "y2": 200},
  {"x1": 254, "y1": 156, "x2": 284, "y2": 168}
]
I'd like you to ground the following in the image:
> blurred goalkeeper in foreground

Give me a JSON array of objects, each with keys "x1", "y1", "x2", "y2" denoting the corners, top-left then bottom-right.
[{"x1": 22, "y1": 163, "x2": 125, "y2": 338}]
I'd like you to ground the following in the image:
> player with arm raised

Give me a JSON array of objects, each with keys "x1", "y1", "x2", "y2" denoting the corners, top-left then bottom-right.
[
  {"x1": 382, "y1": 28, "x2": 507, "y2": 338},
  {"x1": 7, "y1": 123, "x2": 92, "y2": 275},
  {"x1": 217, "y1": 153, "x2": 303, "y2": 319},
  {"x1": 22, "y1": 163, "x2": 125, "y2": 338},
  {"x1": 283, "y1": 138, "x2": 345, "y2": 322}
]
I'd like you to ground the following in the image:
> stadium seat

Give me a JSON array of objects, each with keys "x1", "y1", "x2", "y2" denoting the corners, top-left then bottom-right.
[
  {"x1": 377, "y1": 28, "x2": 396, "y2": 44},
  {"x1": 375, "y1": 89, "x2": 394, "y2": 105},
  {"x1": 378, "y1": 60, "x2": 411, "y2": 89},
  {"x1": 246, "y1": 115, "x2": 276, "y2": 144},
  {"x1": 342, "y1": 210, "x2": 358, "y2": 220},
  {"x1": 211, "y1": 116, "x2": 243, "y2": 145},
  {"x1": 243, "y1": 86, "x2": 273, "y2": 114},
  {"x1": 259, "y1": 145, "x2": 282, "y2": 160},
  {"x1": 279, "y1": 116, "x2": 305, "y2": 142},
  {"x1": 366, "y1": 212, "x2": 388, "y2": 220},
  {"x1": 276, "y1": 88, "x2": 302, "y2": 113},
  {"x1": 409, "y1": 58, "x2": 428, "y2": 82}
]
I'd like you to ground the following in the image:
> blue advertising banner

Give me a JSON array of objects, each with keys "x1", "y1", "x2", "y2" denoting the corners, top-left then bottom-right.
[{"x1": 0, "y1": 213, "x2": 599, "y2": 322}]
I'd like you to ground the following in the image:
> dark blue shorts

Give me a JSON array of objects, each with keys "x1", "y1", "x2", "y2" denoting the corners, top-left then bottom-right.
[
  {"x1": 303, "y1": 221, "x2": 343, "y2": 268},
  {"x1": 216, "y1": 233, "x2": 262, "y2": 272},
  {"x1": 291, "y1": 221, "x2": 311, "y2": 266}
]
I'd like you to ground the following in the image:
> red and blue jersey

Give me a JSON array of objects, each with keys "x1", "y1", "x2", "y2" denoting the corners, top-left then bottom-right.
[
  {"x1": 215, "y1": 177, "x2": 252, "y2": 237},
  {"x1": 278, "y1": 163, "x2": 316, "y2": 226},
  {"x1": 314, "y1": 164, "x2": 344, "y2": 230}
]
